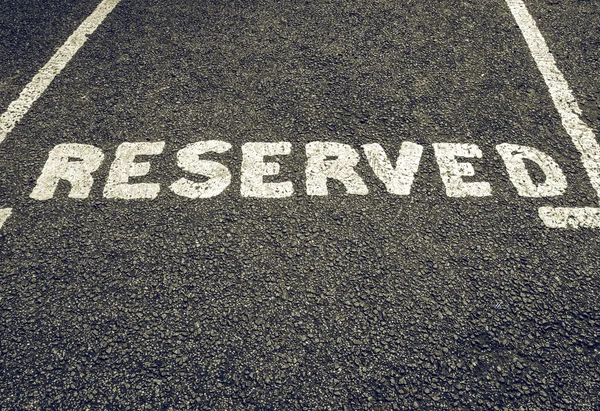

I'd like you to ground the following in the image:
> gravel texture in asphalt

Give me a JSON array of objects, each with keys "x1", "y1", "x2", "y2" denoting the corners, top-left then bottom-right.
[{"x1": 0, "y1": 0, "x2": 599, "y2": 409}]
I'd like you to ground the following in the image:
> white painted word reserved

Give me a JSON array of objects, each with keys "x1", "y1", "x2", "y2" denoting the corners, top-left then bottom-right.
[{"x1": 30, "y1": 141, "x2": 571, "y2": 200}]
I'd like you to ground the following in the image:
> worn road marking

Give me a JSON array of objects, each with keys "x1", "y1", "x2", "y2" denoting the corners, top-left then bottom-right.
[
  {"x1": 0, "y1": 208, "x2": 12, "y2": 229},
  {"x1": 0, "y1": 0, "x2": 122, "y2": 144},
  {"x1": 506, "y1": 0, "x2": 600, "y2": 228},
  {"x1": 538, "y1": 207, "x2": 600, "y2": 229}
]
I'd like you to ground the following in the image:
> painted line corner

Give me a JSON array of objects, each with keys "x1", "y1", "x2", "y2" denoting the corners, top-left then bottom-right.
[
  {"x1": 0, "y1": 208, "x2": 12, "y2": 230},
  {"x1": 505, "y1": 0, "x2": 600, "y2": 200},
  {"x1": 505, "y1": 0, "x2": 600, "y2": 228},
  {"x1": 538, "y1": 207, "x2": 600, "y2": 228}
]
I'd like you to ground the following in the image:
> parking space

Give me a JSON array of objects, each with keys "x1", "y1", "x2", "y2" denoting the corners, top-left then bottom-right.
[{"x1": 0, "y1": 0, "x2": 598, "y2": 408}]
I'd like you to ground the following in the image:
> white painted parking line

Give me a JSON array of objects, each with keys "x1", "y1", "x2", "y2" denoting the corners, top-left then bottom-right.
[
  {"x1": 506, "y1": 0, "x2": 600, "y2": 228},
  {"x1": 0, "y1": 0, "x2": 122, "y2": 145},
  {"x1": 538, "y1": 207, "x2": 600, "y2": 229},
  {"x1": 0, "y1": 208, "x2": 12, "y2": 229},
  {"x1": 505, "y1": 0, "x2": 600, "y2": 196}
]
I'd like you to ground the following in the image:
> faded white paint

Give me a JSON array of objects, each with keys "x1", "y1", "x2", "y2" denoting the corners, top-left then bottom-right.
[
  {"x1": 362, "y1": 142, "x2": 423, "y2": 195},
  {"x1": 506, "y1": 0, "x2": 600, "y2": 200},
  {"x1": 433, "y1": 143, "x2": 491, "y2": 197},
  {"x1": 538, "y1": 207, "x2": 600, "y2": 228},
  {"x1": 496, "y1": 143, "x2": 567, "y2": 197},
  {"x1": 170, "y1": 141, "x2": 232, "y2": 199},
  {"x1": 30, "y1": 143, "x2": 104, "y2": 200},
  {"x1": 103, "y1": 141, "x2": 165, "y2": 199},
  {"x1": 306, "y1": 142, "x2": 369, "y2": 196},
  {"x1": 0, "y1": 208, "x2": 12, "y2": 229},
  {"x1": 0, "y1": 0, "x2": 122, "y2": 144},
  {"x1": 241, "y1": 142, "x2": 293, "y2": 198}
]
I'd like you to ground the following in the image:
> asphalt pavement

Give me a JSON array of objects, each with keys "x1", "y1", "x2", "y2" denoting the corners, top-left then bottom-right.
[{"x1": 0, "y1": 0, "x2": 598, "y2": 409}]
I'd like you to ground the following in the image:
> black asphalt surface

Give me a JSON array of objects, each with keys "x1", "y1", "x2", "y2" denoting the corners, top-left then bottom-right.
[{"x1": 0, "y1": 0, "x2": 599, "y2": 409}]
